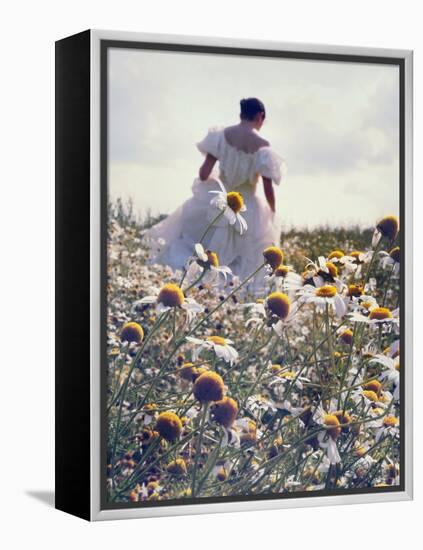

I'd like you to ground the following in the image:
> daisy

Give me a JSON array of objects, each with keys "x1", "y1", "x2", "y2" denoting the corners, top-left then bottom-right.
[
  {"x1": 297, "y1": 284, "x2": 347, "y2": 318},
  {"x1": 185, "y1": 243, "x2": 232, "y2": 286},
  {"x1": 209, "y1": 179, "x2": 248, "y2": 234},
  {"x1": 186, "y1": 335, "x2": 238, "y2": 365},
  {"x1": 313, "y1": 405, "x2": 342, "y2": 465},
  {"x1": 265, "y1": 264, "x2": 298, "y2": 291},
  {"x1": 304, "y1": 256, "x2": 340, "y2": 287},
  {"x1": 370, "y1": 353, "x2": 400, "y2": 400},
  {"x1": 139, "y1": 283, "x2": 203, "y2": 323},
  {"x1": 343, "y1": 250, "x2": 372, "y2": 279},
  {"x1": 264, "y1": 292, "x2": 298, "y2": 334},
  {"x1": 264, "y1": 291, "x2": 295, "y2": 322},
  {"x1": 349, "y1": 305, "x2": 399, "y2": 329},
  {"x1": 379, "y1": 246, "x2": 400, "y2": 276},
  {"x1": 270, "y1": 368, "x2": 310, "y2": 394},
  {"x1": 373, "y1": 414, "x2": 400, "y2": 442},
  {"x1": 372, "y1": 215, "x2": 399, "y2": 247}
]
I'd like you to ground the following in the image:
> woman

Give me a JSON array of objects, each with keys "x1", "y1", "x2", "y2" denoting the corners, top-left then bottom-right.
[{"x1": 146, "y1": 98, "x2": 285, "y2": 290}]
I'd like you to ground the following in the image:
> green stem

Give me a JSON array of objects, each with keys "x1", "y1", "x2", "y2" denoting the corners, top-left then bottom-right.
[
  {"x1": 199, "y1": 210, "x2": 225, "y2": 244},
  {"x1": 192, "y1": 403, "x2": 209, "y2": 496},
  {"x1": 109, "y1": 311, "x2": 169, "y2": 472}
]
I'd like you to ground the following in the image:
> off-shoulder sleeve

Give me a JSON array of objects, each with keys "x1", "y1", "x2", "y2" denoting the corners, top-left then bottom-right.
[
  {"x1": 196, "y1": 127, "x2": 223, "y2": 159},
  {"x1": 255, "y1": 147, "x2": 286, "y2": 185}
]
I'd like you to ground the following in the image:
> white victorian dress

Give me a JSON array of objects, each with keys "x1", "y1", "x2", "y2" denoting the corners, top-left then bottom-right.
[{"x1": 146, "y1": 126, "x2": 285, "y2": 291}]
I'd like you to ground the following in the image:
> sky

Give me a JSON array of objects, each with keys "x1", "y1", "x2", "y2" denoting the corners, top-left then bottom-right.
[{"x1": 108, "y1": 47, "x2": 400, "y2": 228}]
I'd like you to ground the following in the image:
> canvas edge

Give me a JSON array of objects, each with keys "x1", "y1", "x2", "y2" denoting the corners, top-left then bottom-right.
[{"x1": 89, "y1": 29, "x2": 413, "y2": 522}]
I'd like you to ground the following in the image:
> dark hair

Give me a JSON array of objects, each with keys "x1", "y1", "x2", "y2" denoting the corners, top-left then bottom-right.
[{"x1": 240, "y1": 97, "x2": 266, "y2": 121}]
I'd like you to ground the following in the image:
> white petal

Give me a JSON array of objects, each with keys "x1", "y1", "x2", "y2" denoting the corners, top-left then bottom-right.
[{"x1": 195, "y1": 243, "x2": 207, "y2": 261}]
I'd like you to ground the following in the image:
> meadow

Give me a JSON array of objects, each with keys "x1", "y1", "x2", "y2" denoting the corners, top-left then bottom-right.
[{"x1": 106, "y1": 198, "x2": 400, "y2": 504}]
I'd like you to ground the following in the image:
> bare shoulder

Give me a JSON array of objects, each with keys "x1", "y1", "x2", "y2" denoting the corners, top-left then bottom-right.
[
  {"x1": 224, "y1": 125, "x2": 270, "y2": 153},
  {"x1": 255, "y1": 135, "x2": 270, "y2": 148}
]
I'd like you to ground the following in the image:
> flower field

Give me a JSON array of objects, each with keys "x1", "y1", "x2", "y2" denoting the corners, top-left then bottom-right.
[{"x1": 106, "y1": 200, "x2": 401, "y2": 504}]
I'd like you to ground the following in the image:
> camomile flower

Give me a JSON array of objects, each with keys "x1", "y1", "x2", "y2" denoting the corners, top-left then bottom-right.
[
  {"x1": 327, "y1": 249, "x2": 345, "y2": 263},
  {"x1": 379, "y1": 246, "x2": 400, "y2": 276},
  {"x1": 342, "y1": 250, "x2": 372, "y2": 278},
  {"x1": 313, "y1": 405, "x2": 342, "y2": 464},
  {"x1": 269, "y1": 369, "x2": 310, "y2": 395},
  {"x1": 304, "y1": 256, "x2": 340, "y2": 286},
  {"x1": 351, "y1": 387, "x2": 386, "y2": 407},
  {"x1": 265, "y1": 291, "x2": 293, "y2": 321},
  {"x1": 264, "y1": 291, "x2": 298, "y2": 334},
  {"x1": 373, "y1": 414, "x2": 400, "y2": 443},
  {"x1": 212, "y1": 460, "x2": 231, "y2": 481},
  {"x1": 349, "y1": 305, "x2": 399, "y2": 328},
  {"x1": 297, "y1": 284, "x2": 347, "y2": 318},
  {"x1": 348, "y1": 294, "x2": 379, "y2": 315},
  {"x1": 236, "y1": 417, "x2": 263, "y2": 447},
  {"x1": 209, "y1": 179, "x2": 247, "y2": 235},
  {"x1": 139, "y1": 283, "x2": 203, "y2": 323},
  {"x1": 186, "y1": 335, "x2": 238, "y2": 365},
  {"x1": 265, "y1": 264, "x2": 295, "y2": 290},
  {"x1": 370, "y1": 354, "x2": 400, "y2": 401},
  {"x1": 185, "y1": 243, "x2": 232, "y2": 286},
  {"x1": 372, "y1": 215, "x2": 399, "y2": 247}
]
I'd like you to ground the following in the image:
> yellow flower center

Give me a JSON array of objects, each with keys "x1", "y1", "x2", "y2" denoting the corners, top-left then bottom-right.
[
  {"x1": 334, "y1": 411, "x2": 351, "y2": 426},
  {"x1": 280, "y1": 371, "x2": 296, "y2": 379},
  {"x1": 395, "y1": 362, "x2": 400, "y2": 371},
  {"x1": 216, "y1": 467, "x2": 228, "y2": 481},
  {"x1": 339, "y1": 328, "x2": 353, "y2": 346},
  {"x1": 323, "y1": 414, "x2": 341, "y2": 439},
  {"x1": 193, "y1": 371, "x2": 225, "y2": 402},
  {"x1": 178, "y1": 363, "x2": 206, "y2": 382},
  {"x1": 157, "y1": 283, "x2": 185, "y2": 307},
  {"x1": 207, "y1": 335, "x2": 227, "y2": 346},
  {"x1": 389, "y1": 246, "x2": 400, "y2": 263},
  {"x1": 315, "y1": 285, "x2": 337, "y2": 298},
  {"x1": 120, "y1": 321, "x2": 144, "y2": 344},
  {"x1": 166, "y1": 458, "x2": 187, "y2": 475},
  {"x1": 325, "y1": 262, "x2": 338, "y2": 278},
  {"x1": 383, "y1": 415, "x2": 399, "y2": 427},
  {"x1": 377, "y1": 215, "x2": 399, "y2": 240},
  {"x1": 348, "y1": 284, "x2": 364, "y2": 297},
  {"x1": 266, "y1": 291, "x2": 291, "y2": 319},
  {"x1": 211, "y1": 396, "x2": 239, "y2": 427},
  {"x1": 206, "y1": 250, "x2": 219, "y2": 267},
  {"x1": 328, "y1": 250, "x2": 344, "y2": 260},
  {"x1": 355, "y1": 446, "x2": 367, "y2": 457},
  {"x1": 362, "y1": 379, "x2": 382, "y2": 394},
  {"x1": 226, "y1": 191, "x2": 244, "y2": 213},
  {"x1": 263, "y1": 246, "x2": 284, "y2": 270},
  {"x1": 369, "y1": 307, "x2": 393, "y2": 320},
  {"x1": 362, "y1": 390, "x2": 379, "y2": 402},
  {"x1": 274, "y1": 265, "x2": 290, "y2": 277},
  {"x1": 155, "y1": 411, "x2": 183, "y2": 442},
  {"x1": 199, "y1": 250, "x2": 219, "y2": 268}
]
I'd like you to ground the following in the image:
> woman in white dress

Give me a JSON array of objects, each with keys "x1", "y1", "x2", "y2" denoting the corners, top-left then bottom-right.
[{"x1": 146, "y1": 98, "x2": 285, "y2": 291}]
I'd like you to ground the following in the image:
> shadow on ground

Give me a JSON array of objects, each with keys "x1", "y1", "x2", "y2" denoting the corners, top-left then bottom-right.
[{"x1": 26, "y1": 490, "x2": 55, "y2": 507}]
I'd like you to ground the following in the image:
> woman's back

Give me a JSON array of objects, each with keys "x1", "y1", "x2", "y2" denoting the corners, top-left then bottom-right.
[
  {"x1": 196, "y1": 126, "x2": 282, "y2": 190},
  {"x1": 223, "y1": 124, "x2": 270, "y2": 154}
]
